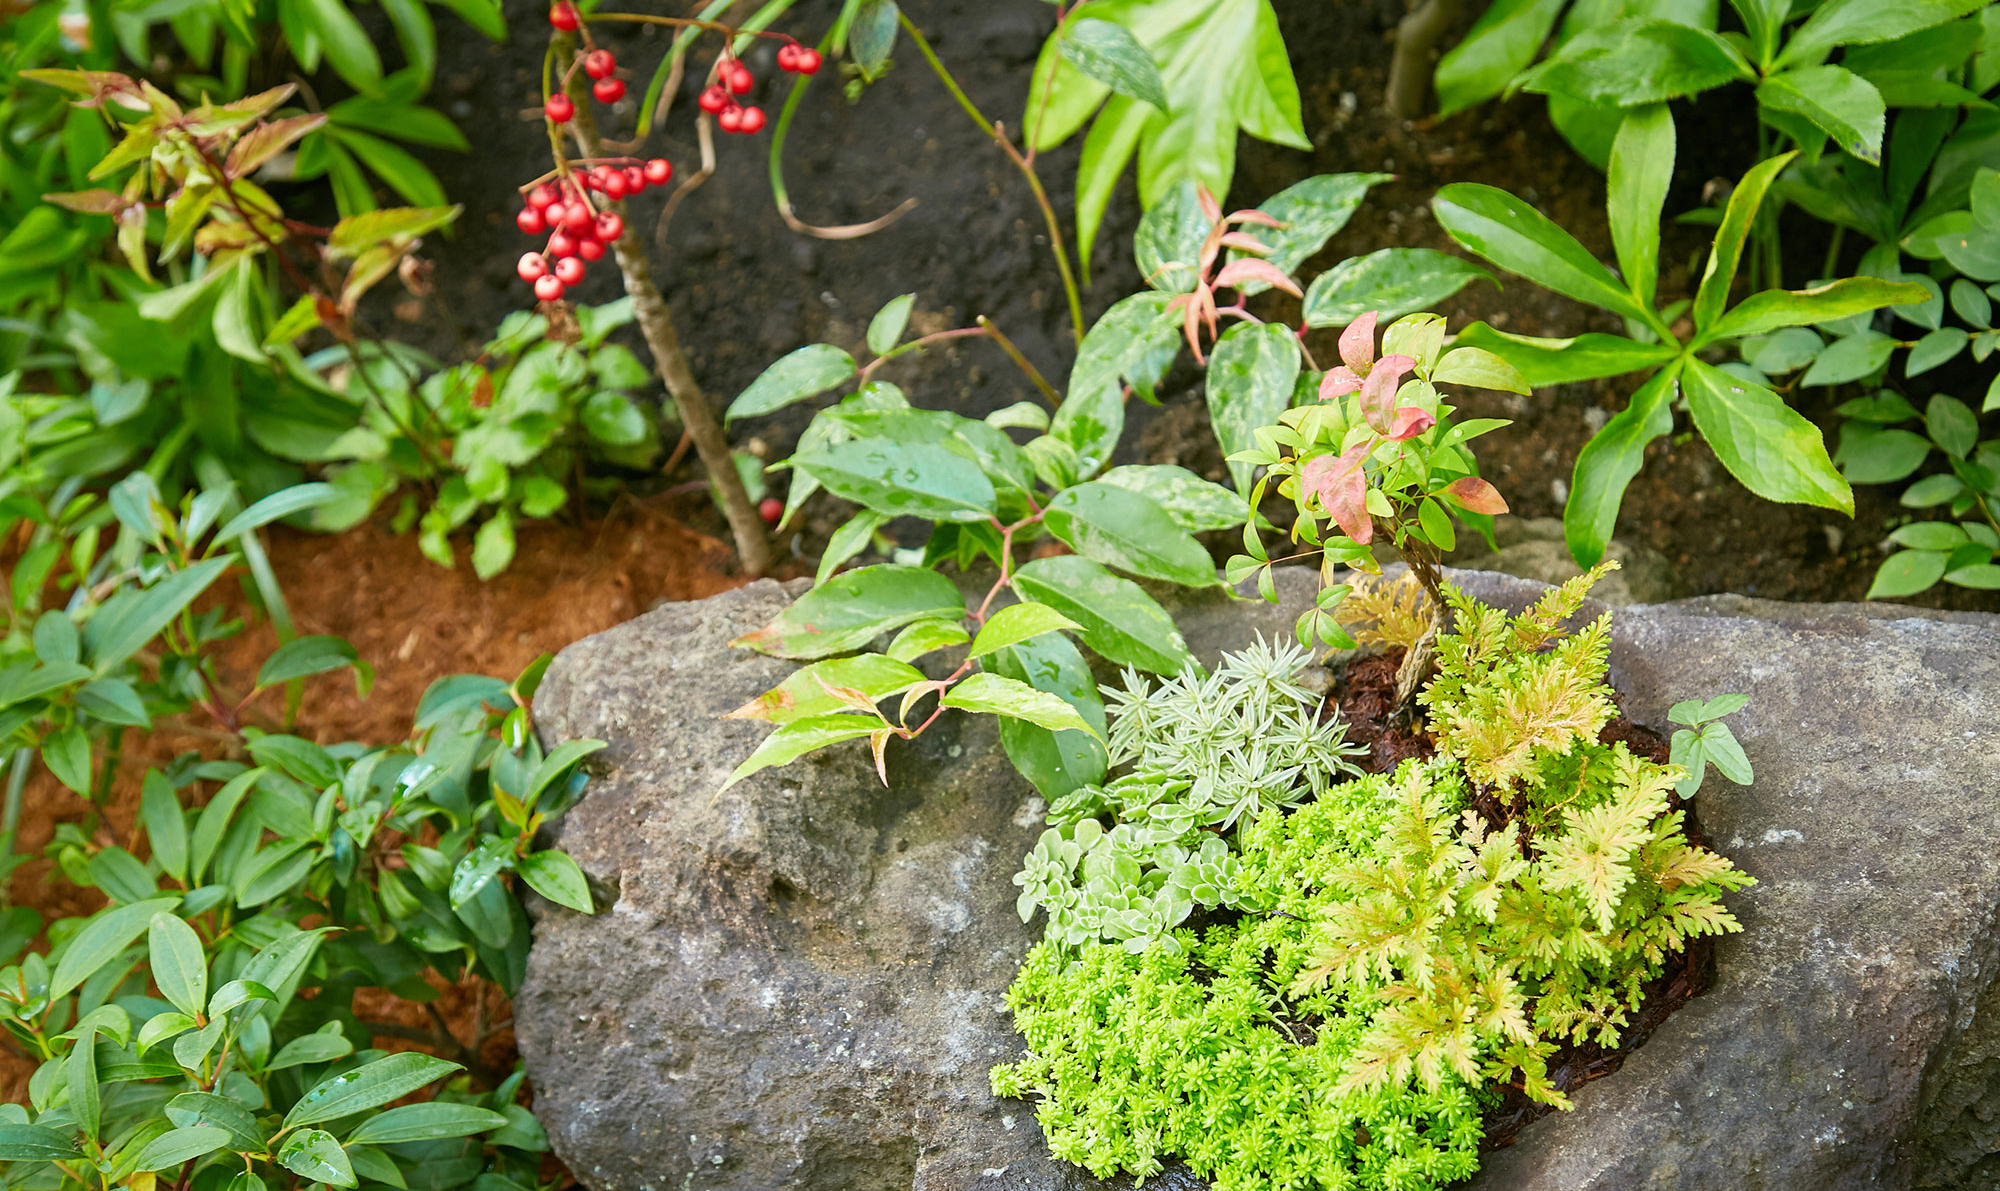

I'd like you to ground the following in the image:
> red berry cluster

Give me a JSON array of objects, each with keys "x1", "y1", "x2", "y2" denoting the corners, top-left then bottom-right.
[
  {"x1": 543, "y1": 4, "x2": 624, "y2": 122},
  {"x1": 513, "y1": 158, "x2": 671, "y2": 302}
]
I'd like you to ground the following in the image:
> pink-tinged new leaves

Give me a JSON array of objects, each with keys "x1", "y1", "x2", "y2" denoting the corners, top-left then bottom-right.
[
  {"x1": 1446, "y1": 476, "x2": 1509, "y2": 514},
  {"x1": 1197, "y1": 183, "x2": 1224, "y2": 225},
  {"x1": 1213, "y1": 258, "x2": 1301, "y2": 297},
  {"x1": 1303, "y1": 442, "x2": 1375, "y2": 543},
  {"x1": 1359, "y1": 354, "x2": 1416, "y2": 432},
  {"x1": 1386, "y1": 406, "x2": 1436, "y2": 441},
  {"x1": 1219, "y1": 232, "x2": 1273, "y2": 254},
  {"x1": 1319, "y1": 367, "x2": 1363, "y2": 400},
  {"x1": 1228, "y1": 208, "x2": 1285, "y2": 229},
  {"x1": 1339, "y1": 312, "x2": 1378, "y2": 372},
  {"x1": 42, "y1": 190, "x2": 128, "y2": 215}
]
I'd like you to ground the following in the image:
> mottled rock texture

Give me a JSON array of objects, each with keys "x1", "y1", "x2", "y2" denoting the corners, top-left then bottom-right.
[{"x1": 517, "y1": 571, "x2": 2000, "y2": 1191}]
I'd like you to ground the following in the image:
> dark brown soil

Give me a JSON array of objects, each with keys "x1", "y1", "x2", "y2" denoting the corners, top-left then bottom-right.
[{"x1": 1329, "y1": 644, "x2": 1716, "y2": 1149}]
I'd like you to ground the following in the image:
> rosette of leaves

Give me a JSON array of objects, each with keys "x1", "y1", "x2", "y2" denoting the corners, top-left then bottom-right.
[
  {"x1": 1226, "y1": 309, "x2": 1521, "y2": 647},
  {"x1": 305, "y1": 301, "x2": 667, "y2": 579},
  {"x1": 1433, "y1": 0, "x2": 1993, "y2": 171},
  {"x1": 0, "y1": 655, "x2": 596, "y2": 1191},
  {"x1": 1434, "y1": 104, "x2": 1930, "y2": 566},
  {"x1": 717, "y1": 176, "x2": 1487, "y2": 799},
  {"x1": 1012, "y1": 637, "x2": 1363, "y2": 953}
]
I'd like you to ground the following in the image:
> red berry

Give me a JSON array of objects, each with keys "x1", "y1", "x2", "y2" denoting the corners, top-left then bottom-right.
[
  {"x1": 726, "y1": 63, "x2": 754, "y2": 94},
  {"x1": 600, "y1": 171, "x2": 628, "y2": 200},
  {"x1": 547, "y1": 2, "x2": 578, "y2": 31},
  {"x1": 776, "y1": 44, "x2": 798, "y2": 72},
  {"x1": 554, "y1": 256, "x2": 586, "y2": 285},
  {"x1": 593, "y1": 76, "x2": 625, "y2": 104},
  {"x1": 526, "y1": 184, "x2": 559, "y2": 211},
  {"x1": 759, "y1": 497, "x2": 783, "y2": 525},
  {"x1": 534, "y1": 274, "x2": 566, "y2": 301},
  {"x1": 561, "y1": 203, "x2": 593, "y2": 231},
  {"x1": 583, "y1": 49, "x2": 617, "y2": 80},
  {"x1": 517, "y1": 252, "x2": 549, "y2": 282},
  {"x1": 643, "y1": 157, "x2": 672, "y2": 186},
  {"x1": 793, "y1": 48, "x2": 821, "y2": 75},
  {"x1": 543, "y1": 200, "x2": 568, "y2": 227},
  {"x1": 594, "y1": 212, "x2": 624, "y2": 241},
  {"x1": 698, "y1": 84, "x2": 730, "y2": 114},
  {"x1": 577, "y1": 237, "x2": 605, "y2": 261},
  {"x1": 545, "y1": 94, "x2": 574, "y2": 123},
  {"x1": 516, "y1": 207, "x2": 546, "y2": 235},
  {"x1": 547, "y1": 230, "x2": 579, "y2": 257},
  {"x1": 718, "y1": 104, "x2": 744, "y2": 133},
  {"x1": 736, "y1": 105, "x2": 766, "y2": 134},
  {"x1": 623, "y1": 165, "x2": 649, "y2": 193}
]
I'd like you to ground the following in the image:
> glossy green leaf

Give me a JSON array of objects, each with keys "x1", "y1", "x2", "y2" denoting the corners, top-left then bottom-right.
[
  {"x1": 1300, "y1": 247, "x2": 1494, "y2": 330},
  {"x1": 1044, "y1": 482, "x2": 1218, "y2": 586},
  {"x1": 133, "y1": 1126, "x2": 229, "y2": 1172},
  {"x1": 1434, "y1": 183, "x2": 1651, "y2": 323},
  {"x1": 1435, "y1": 0, "x2": 1568, "y2": 117},
  {"x1": 213, "y1": 483, "x2": 340, "y2": 543},
  {"x1": 1693, "y1": 152, "x2": 1796, "y2": 332},
  {"x1": 1011, "y1": 555, "x2": 1195, "y2": 675},
  {"x1": 1521, "y1": 18, "x2": 1752, "y2": 106},
  {"x1": 297, "y1": 0, "x2": 381, "y2": 91},
  {"x1": 257, "y1": 635, "x2": 365, "y2": 690},
  {"x1": 1868, "y1": 548, "x2": 1950, "y2": 597},
  {"x1": 1908, "y1": 328, "x2": 1969, "y2": 377},
  {"x1": 1703, "y1": 277, "x2": 1929, "y2": 342},
  {"x1": 886, "y1": 619, "x2": 971, "y2": 663},
  {"x1": 268, "y1": 1031, "x2": 354, "y2": 1070},
  {"x1": 164, "y1": 1093, "x2": 263, "y2": 1152},
  {"x1": 849, "y1": 0, "x2": 900, "y2": 80},
  {"x1": 140, "y1": 772, "x2": 188, "y2": 885},
  {"x1": 50, "y1": 897, "x2": 181, "y2": 1000},
  {"x1": 866, "y1": 295, "x2": 915, "y2": 356},
  {"x1": 969, "y1": 603, "x2": 1085, "y2": 660},
  {"x1": 1757, "y1": 66, "x2": 1886, "y2": 163},
  {"x1": 1239, "y1": 173, "x2": 1391, "y2": 284},
  {"x1": 517, "y1": 851, "x2": 592, "y2": 914},
  {"x1": 1565, "y1": 361, "x2": 1681, "y2": 567},
  {"x1": 721, "y1": 715, "x2": 882, "y2": 791},
  {"x1": 1607, "y1": 104, "x2": 1674, "y2": 307},
  {"x1": 1779, "y1": 0, "x2": 1990, "y2": 71},
  {"x1": 0, "y1": 1125, "x2": 79, "y2": 1162},
  {"x1": 1060, "y1": 18, "x2": 1169, "y2": 110},
  {"x1": 286, "y1": 1052, "x2": 461, "y2": 1128},
  {"x1": 1837, "y1": 426, "x2": 1932, "y2": 482},
  {"x1": 1801, "y1": 331, "x2": 1896, "y2": 385},
  {"x1": 1430, "y1": 347, "x2": 1531, "y2": 394},
  {"x1": 83, "y1": 556, "x2": 231, "y2": 673},
  {"x1": 1683, "y1": 359, "x2": 1853, "y2": 513},
  {"x1": 791, "y1": 439, "x2": 997, "y2": 523},
  {"x1": 581, "y1": 392, "x2": 648, "y2": 446},
  {"x1": 1052, "y1": 291, "x2": 1179, "y2": 474},
  {"x1": 941, "y1": 672, "x2": 1098, "y2": 736},
  {"x1": 1928, "y1": 394, "x2": 1980, "y2": 457},
  {"x1": 278, "y1": 1129, "x2": 355, "y2": 1188},
  {"x1": 345, "y1": 1103, "x2": 509, "y2": 1145},
  {"x1": 732, "y1": 565, "x2": 963, "y2": 660},
  {"x1": 724, "y1": 345, "x2": 856, "y2": 422},
  {"x1": 729, "y1": 655, "x2": 928, "y2": 724},
  {"x1": 1452, "y1": 323, "x2": 1678, "y2": 386},
  {"x1": 984, "y1": 634, "x2": 1108, "y2": 799},
  {"x1": 1206, "y1": 322, "x2": 1300, "y2": 491},
  {"x1": 147, "y1": 913, "x2": 207, "y2": 1020},
  {"x1": 817, "y1": 509, "x2": 888, "y2": 584},
  {"x1": 1097, "y1": 464, "x2": 1252, "y2": 533}
]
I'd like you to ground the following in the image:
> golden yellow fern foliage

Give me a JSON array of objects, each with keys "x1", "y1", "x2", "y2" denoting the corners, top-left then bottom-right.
[{"x1": 1339, "y1": 571, "x2": 1434, "y2": 649}]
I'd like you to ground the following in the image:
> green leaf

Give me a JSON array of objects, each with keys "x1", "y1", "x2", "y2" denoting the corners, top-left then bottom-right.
[
  {"x1": 1237, "y1": 173, "x2": 1390, "y2": 285},
  {"x1": 1890, "y1": 521, "x2": 1971, "y2": 551},
  {"x1": 1800, "y1": 331, "x2": 1895, "y2": 385},
  {"x1": 941, "y1": 672, "x2": 1098, "y2": 736},
  {"x1": 1566, "y1": 361, "x2": 1681, "y2": 567},
  {"x1": 1608, "y1": 104, "x2": 1674, "y2": 308},
  {"x1": 984, "y1": 634, "x2": 1108, "y2": 799},
  {"x1": 147, "y1": 914, "x2": 207, "y2": 1020},
  {"x1": 1300, "y1": 247, "x2": 1494, "y2": 329},
  {"x1": 969, "y1": 604, "x2": 1085, "y2": 660},
  {"x1": 345, "y1": 1104, "x2": 508, "y2": 1145},
  {"x1": 140, "y1": 772, "x2": 189, "y2": 885},
  {"x1": 1206, "y1": 322, "x2": 1301, "y2": 491},
  {"x1": 1044, "y1": 482, "x2": 1218, "y2": 586},
  {"x1": 1436, "y1": 0, "x2": 1567, "y2": 117},
  {"x1": 726, "y1": 345, "x2": 856, "y2": 423},
  {"x1": 213, "y1": 483, "x2": 340, "y2": 543},
  {"x1": 1948, "y1": 563, "x2": 2000, "y2": 588},
  {"x1": 297, "y1": 0, "x2": 381, "y2": 90},
  {"x1": 286, "y1": 1052, "x2": 461, "y2": 1128},
  {"x1": 732, "y1": 655, "x2": 931, "y2": 726},
  {"x1": 133, "y1": 1126, "x2": 229, "y2": 1171},
  {"x1": 1927, "y1": 394, "x2": 1980, "y2": 457},
  {"x1": 791, "y1": 439, "x2": 998, "y2": 523},
  {"x1": 849, "y1": 0, "x2": 900, "y2": 80},
  {"x1": 1522, "y1": 18, "x2": 1753, "y2": 106},
  {"x1": 885, "y1": 620, "x2": 971, "y2": 663},
  {"x1": 76, "y1": 678, "x2": 149, "y2": 728},
  {"x1": 1011, "y1": 555, "x2": 1195, "y2": 675},
  {"x1": 1693, "y1": 152, "x2": 1796, "y2": 333},
  {"x1": 1430, "y1": 347, "x2": 1531, "y2": 394},
  {"x1": 1868, "y1": 548, "x2": 1949, "y2": 597},
  {"x1": 1434, "y1": 183, "x2": 1651, "y2": 324},
  {"x1": 1779, "y1": 0, "x2": 1990, "y2": 71},
  {"x1": 325, "y1": 207, "x2": 458, "y2": 256},
  {"x1": 50, "y1": 897, "x2": 181, "y2": 1000},
  {"x1": 164, "y1": 1093, "x2": 263, "y2": 1152},
  {"x1": 472, "y1": 510, "x2": 516, "y2": 580},
  {"x1": 1097, "y1": 464, "x2": 1252, "y2": 533},
  {"x1": 278, "y1": 1129, "x2": 356, "y2": 1188},
  {"x1": 1053, "y1": 292, "x2": 1180, "y2": 474},
  {"x1": 1908, "y1": 327, "x2": 1969, "y2": 377},
  {"x1": 1683, "y1": 360, "x2": 1853, "y2": 514},
  {"x1": 1703, "y1": 277, "x2": 1929, "y2": 341},
  {"x1": 732, "y1": 565, "x2": 963, "y2": 660},
  {"x1": 815, "y1": 509, "x2": 886, "y2": 584},
  {"x1": 516, "y1": 851, "x2": 592, "y2": 914},
  {"x1": 722, "y1": 715, "x2": 883, "y2": 791},
  {"x1": 268, "y1": 1032, "x2": 354, "y2": 1070},
  {"x1": 1757, "y1": 66, "x2": 1886, "y2": 163},
  {"x1": 257, "y1": 636, "x2": 366, "y2": 690},
  {"x1": 1059, "y1": 18, "x2": 1169, "y2": 110},
  {"x1": 0, "y1": 1125, "x2": 80, "y2": 1162},
  {"x1": 1837, "y1": 426, "x2": 1932, "y2": 482},
  {"x1": 1453, "y1": 324, "x2": 1677, "y2": 387},
  {"x1": 83, "y1": 556, "x2": 231, "y2": 673},
  {"x1": 581, "y1": 391, "x2": 649, "y2": 447},
  {"x1": 866, "y1": 295, "x2": 915, "y2": 356}
]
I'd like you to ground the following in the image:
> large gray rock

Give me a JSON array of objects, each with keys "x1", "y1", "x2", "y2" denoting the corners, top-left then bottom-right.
[{"x1": 517, "y1": 570, "x2": 2000, "y2": 1191}]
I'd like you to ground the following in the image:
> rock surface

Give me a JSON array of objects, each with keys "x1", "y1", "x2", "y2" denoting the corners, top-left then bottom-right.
[
  {"x1": 1451, "y1": 516, "x2": 1676, "y2": 605},
  {"x1": 518, "y1": 570, "x2": 2000, "y2": 1191}
]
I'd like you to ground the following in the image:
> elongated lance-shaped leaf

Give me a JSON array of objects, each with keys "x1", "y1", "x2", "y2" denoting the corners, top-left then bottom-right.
[
  {"x1": 1565, "y1": 361, "x2": 1682, "y2": 567},
  {"x1": 1607, "y1": 104, "x2": 1674, "y2": 309},
  {"x1": 1692, "y1": 152, "x2": 1797, "y2": 333},
  {"x1": 1433, "y1": 183, "x2": 1655, "y2": 327}
]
